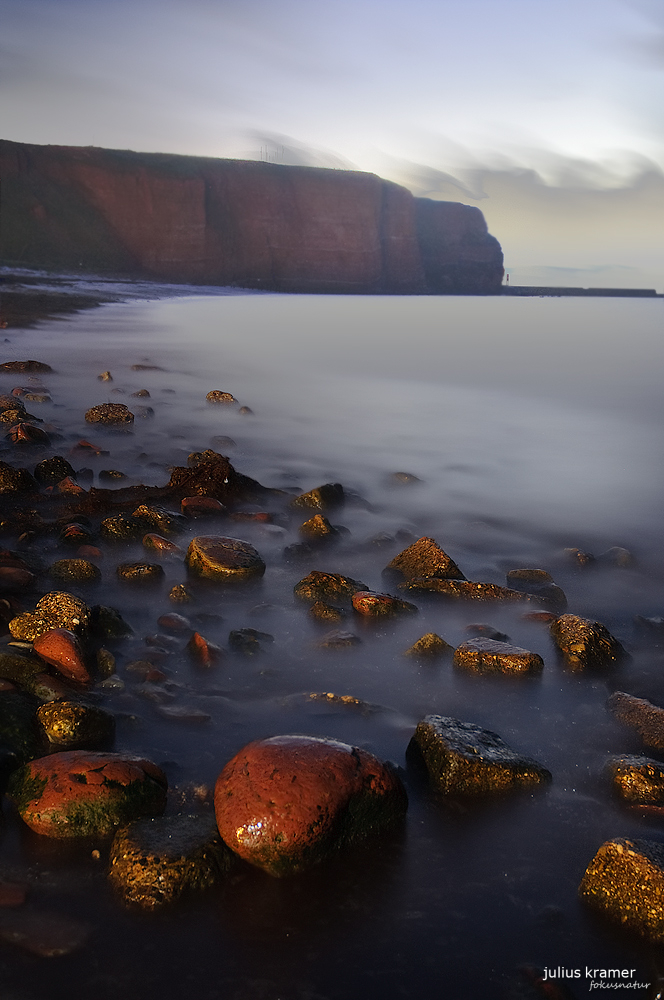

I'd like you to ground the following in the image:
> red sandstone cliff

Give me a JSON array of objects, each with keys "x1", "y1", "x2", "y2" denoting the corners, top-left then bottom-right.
[{"x1": 0, "y1": 140, "x2": 503, "y2": 294}]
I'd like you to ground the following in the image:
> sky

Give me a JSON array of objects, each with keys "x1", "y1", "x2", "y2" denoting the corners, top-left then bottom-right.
[{"x1": 2, "y1": 0, "x2": 663, "y2": 285}]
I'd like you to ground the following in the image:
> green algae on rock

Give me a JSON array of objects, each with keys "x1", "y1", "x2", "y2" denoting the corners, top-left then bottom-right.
[
  {"x1": 8, "y1": 751, "x2": 167, "y2": 838},
  {"x1": 214, "y1": 735, "x2": 407, "y2": 877},
  {"x1": 410, "y1": 715, "x2": 551, "y2": 796},
  {"x1": 579, "y1": 838, "x2": 664, "y2": 942},
  {"x1": 294, "y1": 571, "x2": 367, "y2": 604},
  {"x1": 453, "y1": 638, "x2": 544, "y2": 676},
  {"x1": 109, "y1": 813, "x2": 235, "y2": 908},
  {"x1": 550, "y1": 614, "x2": 627, "y2": 671},
  {"x1": 185, "y1": 536, "x2": 265, "y2": 582},
  {"x1": 36, "y1": 701, "x2": 115, "y2": 749}
]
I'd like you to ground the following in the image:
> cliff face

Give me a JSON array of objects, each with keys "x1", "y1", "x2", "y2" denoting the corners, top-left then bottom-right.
[{"x1": 0, "y1": 140, "x2": 503, "y2": 294}]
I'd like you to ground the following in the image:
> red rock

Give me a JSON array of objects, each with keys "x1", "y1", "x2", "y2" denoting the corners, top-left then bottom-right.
[
  {"x1": 157, "y1": 612, "x2": 192, "y2": 634},
  {"x1": 186, "y1": 631, "x2": 223, "y2": 667},
  {"x1": 0, "y1": 566, "x2": 35, "y2": 590},
  {"x1": 7, "y1": 751, "x2": 167, "y2": 838},
  {"x1": 77, "y1": 545, "x2": 103, "y2": 560},
  {"x1": 69, "y1": 439, "x2": 109, "y2": 456},
  {"x1": 181, "y1": 496, "x2": 226, "y2": 517},
  {"x1": 230, "y1": 511, "x2": 272, "y2": 523},
  {"x1": 142, "y1": 533, "x2": 182, "y2": 554},
  {"x1": 56, "y1": 476, "x2": 85, "y2": 494},
  {"x1": 7, "y1": 422, "x2": 50, "y2": 445},
  {"x1": 32, "y1": 628, "x2": 90, "y2": 684},
  {"x1": 215, "y1": 735, "x2": 407, "y2": 876},
  {"x1": 0, "y1": 678, "x2": 17, "y2": 691}
]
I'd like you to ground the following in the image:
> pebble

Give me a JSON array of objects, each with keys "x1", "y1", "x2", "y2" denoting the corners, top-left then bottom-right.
[
  {"x1": 384, "y1": 536, "x2": 465, "y2": 582},
  {"x1": 206, "y1": 390, "x2": 237, "y2": 404},
  {"x1": 185, "y1": 536, "x2": 265, "y2": 582},
  {"x1": 181, "y1": 495, "x2": 226, "y2": 517},
  {"x1": 453, "y1": 639, "x2": 544, "y2": 676},
  {"x1": 116, "y1": 563, "x2": 165, "y2": 585},
  {"x1": 351, "y1": 591, "x2": 418, "y2": 617},
  {"x1": 186, "y1": 632, "x2": 223, "y2": 667},
  {"x1": 36, "y1": 701, "x2": 115, "y2": 748},
  {"x1": 84, "y1": 403, "x2": 134, "y2": 426},
  {"x1": 403, "y1": 633, "x2": 453, "y2": 658},
  {"x1": 33, "y1": 628, "x2": 90, "y2": 684},
  {"x1": 49, "y1": 558, "x2": 101, "y2": 583}
]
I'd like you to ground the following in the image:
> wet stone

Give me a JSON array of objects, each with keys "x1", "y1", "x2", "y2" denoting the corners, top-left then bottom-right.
[
  {"x1": 563, "y1": 547, "x2": 595, "y2": 568},
  {"x1": 7, "y1": 750, "x2": 167, "y2": 838},
  {"x1": 101, "y1": 514, "x2": 145, "y2": 542},
  {"x1": 132, "y1": 505, "x2": 185, "y2": 535},
  {"x1": 60, "y1": 522, "x2": 94, "y2": 546},
  {"x1": 7, "y1": 422, "x2": 50, "y2": 445},
  {"x1": 404, "y1": 633, "x2": 453, "y2": 658},
  {"x1": 465, "y1": 624, "x2": 510, "y2": 642},
  {"x1": 579, "y1": 838, "x2": 664, "y2": 943},
  {"x1": 99, "y1": 469, "x2": 127, "y2": 482},
  {"x1": 606, "y1": 755, "x2": 664, "y2": 805},
  {"x1": 131, "y1": 389, "x2": 150, "y2": 397},
  {"x1": 181, "y1": 495, "x2": 226, "y2": 518},
  {"x1": 96, "y1": 648, "x2": 116, "y2": 678},
  {"x1": 309, "y1": 600, "x2": 345, "y2": 623},
  {"x1": 299, "y1": 514, "x2": 341, "y2": 544},
  {"x1": 453, "y1": 639, "x2": 544, "y2": 676},
  {"x1": 109, "y1": 813, "x2": 235, "y2": 909},
  {"x1": 56, "y1": 476, "x2": 86, "y2": 495},
  {"x1": 90, "y1": 604, "x2": 133, "y2": 640},
  {"x1": 608, "y1": 692, "x2": 664, "y2": 749},
  {"x1": 157, "y1": 613, "x2": 192, "y2": 634},
  {"x1": 214, "y1": 735, "x2": 407, "y2": 877},
  {"x1": 84, "y1": 403, "x2": 134, "y2": 426},
  {"x1": 186, "y1": 632, "x2": 223, "y2": 667},
  {"x1": 410, "y1": 715, "x2": 551, "y2": 796},
  {"x1": 142, "y1": 533, "x2": 182, "y2": 555},
  {"x1": 49, "y1": 558, "x2": 101, "y2": 584},
  {"x1": 0, "y1": 407, "x2": 29, "y2": 424},
  {"x1": 294, "y1": 571, "x2": 368, "y2": 604},
  {"x1": 206, "y1": 390, "x2": 237, "y2": 404},
  {"x1": 228, "y1": 628, "x2": 274, "y2": 655},
  {"x1": 33, "y1": 628, "x2": 90, "y2": 684},
  {"x1": 33, "y1": 456, "x2": 75, "y2": 484},
  {"x1": 550, "y1": 614, "x2": 627, "y2": 671},
  {"x1": 36, "y1": 701, "x2": 115, "y2": 749},
  {"x1": 0, "y1": 361, "x2": 53, "y2": 373},
  {"x1": 351, "y1": 591, "x2": 418, "y2": 617},
  {"x1": 384, "y1": 536, "x2": 465, "y2": 582},
  {"x1": 506, "y1": 568, "x2": 554, "y2": 587},
  {"x1": 169, "y1": 584, "x2": 194, "y2": 603},
  {"x1": 290, "y1": 482, "x2": 345, "y2": 511},
  {"x1": 390, "y1": 472, "x2": 421, "y2": 485},
  {"x1": 597, "y1": 546, "x2": 636, "y2": 568},
  {"x1": 116, "y1": 563, "x2": 165, "y2": 585},
  {"x1": 185, "y1": 536, "x2": 265, "y2": 582},
  {"x1": 97, "y1": 371, "x2": 113, "y2": 381}
]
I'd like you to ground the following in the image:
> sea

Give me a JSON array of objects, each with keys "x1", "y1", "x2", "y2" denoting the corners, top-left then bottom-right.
[{"x1": 1, "y1": 286, "x2": 664, "y2": 999}]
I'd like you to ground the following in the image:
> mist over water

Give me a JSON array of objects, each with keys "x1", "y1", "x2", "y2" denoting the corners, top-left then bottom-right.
[{"x1": 3, "y1": 290, "x2": 664, "y2": 998}]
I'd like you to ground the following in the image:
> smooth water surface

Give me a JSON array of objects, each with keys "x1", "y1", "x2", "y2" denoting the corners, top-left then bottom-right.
[{"x1": 1, "y1": 291, "x2": 664, "y2": 999}]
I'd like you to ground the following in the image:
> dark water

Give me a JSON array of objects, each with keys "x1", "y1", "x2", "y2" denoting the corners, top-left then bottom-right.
[{"x1": 1, "y1": 291, "x2": 664, "y2": 999}]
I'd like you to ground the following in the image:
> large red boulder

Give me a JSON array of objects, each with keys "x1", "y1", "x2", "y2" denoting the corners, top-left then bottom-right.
[
  {"x1": 8, "y1": 751, "x2": 167, "y2": 838},
  {"x1": 214, "y1": 735, "x2": 407, "y2": 876}
]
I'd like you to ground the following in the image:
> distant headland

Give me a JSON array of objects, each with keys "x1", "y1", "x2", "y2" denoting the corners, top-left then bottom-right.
[{"x1": 0, "y1": 140, "x2": 504, "y2": 295}]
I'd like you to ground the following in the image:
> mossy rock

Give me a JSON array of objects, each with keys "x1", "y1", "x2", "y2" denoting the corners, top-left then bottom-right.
[
  {"x1": 9, "y1": 592, "x2": 90, "y2": 641},
  {"x1": 36, "y1": 701, "x2": 115, "y2": 749}
]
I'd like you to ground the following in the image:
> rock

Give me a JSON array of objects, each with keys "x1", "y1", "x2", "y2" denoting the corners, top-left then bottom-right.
[
  {"x1": 36, "y1": 701, "x2": 115, "y2": 748},
  {"x1": 550, "y1": 615, "x2": 627, "y2": 671},
  {"x1": 453, "y1": 639, "x2": 544, "y2": 676},
  {"x1": 210, "y1": 435, "x2": 236, "y2": 450},
  {"x1": 60, "y1": 521, "x2": 94, "y2": 546},
  {"x1": 410, "y1": 715, "x2": 551, "y2": 796},
  {"x1": 131, "y1": 364, "x2": 163, "y2": 371},
  {"x1": 316, "y1": 630, "x2": 362, "y2": 649},
  {"x1": 0, "y1": 650, "x2": 45, "y2": 688},
  {"x1": 299, "y1": 514, "x2": 341, "y2": 544},
  {"x1": 8, "y1": 750, "x2": 167, "y2": 837},
  {"x1": 294, "y1": 571, "x2": 367, "y2": 604},
  {"x1": 0, "y1": 565, "x2": 35, "y2": 590},
  {"x1": 90, "y1": 604, "x2": 133, "y2": 640},
  {"x1": 579, "y1": 838, "x2": 664, "y2": 942},
  {"x1": 606, "y1": 755, "x2": 664, "y2": 805},
  {"x1": 238, "y1": 406, "x2": 253, "y2": 415},
  {"x1": 56, "y1": 476, "x2": 86, "y2": 495},
  {"x1": 206, "y1": 390, "x2": 237, "y2": 404},
  {"x1": 97, "y1": 370, "x2": 113, "y2": 381},
  {"x1": 0, "y1": 407, "x2": 30, "y2": 424},
  {"x1": 84, "y1": 403, "x2": 134, "y2": 426},
  {"x1": 0, "y1": 461, "x2": 36, "y2": 493},
  {"x1": 24, "y1": 393, "x2": 51, "y2": 403},
  {"x1": 0, "y1": 361, "x2": 53, "y2": 373},
  {"x1": 99, "y1": 469, "x2": 127, "y2": 481},
  {"x1": 9, "y1": 592, "x2": 90, "y2": 641},
  {"x1": 214, "y1": 735, "x2": 407, "y2": 876},
  {"x1": 7, "y1": 422, "x2": 50, "y2": 445},
  {"x1": 506, "y1": 570, "x2": 567, "y2": 612},
  {"x1": 169, "y1": 584, "x2": 194, "y2": 603},
  {"x1": 282, "y1": 542, "x2": 315, "y2": 563},
  {"x1": 384, "y1": 536, "x2": 465, "y2": 582},
  {"x1": 100, "y1": 514, "x2": 144, "y2": 541},
  {"x1": 96, "y1": 648, "x2": 116, "y2": 677},
  {"x1": 308, "y1": 601, "x2": 345, "y2": 623},
  {"x1": 404, "y1": 633, "x2": 453, "y2": 658},
  {"x1": 351, "y1": 591, "x2": 418, "y2": 617},
  {"x1": 49, "y1": 558, "x2": 101, "y2": 584},
  {"x1": 33, "y1": 456, "x2": 75, "y2": 484},
  {"x1": 109, "y1": 813, "x2": 234, "y2": 908},
  {"x1": 399, "y1": 579, "x2": 532, "y2": 603},
  {"x1": 33, "y1": 628, "x2": 90, "y2": 684},
  {"x1": 185, "y1": 536, "x2": 265, "y2": 582},
  {"x1": 0, "y1": 909, "x2": 91, "y2": 957},
  {"x1": 608, "y1": 692, "x2": 664, "y2": 749},
  {"x1": 597, "y1": 546, "x2": 636, "y2": 568},
  {"x1": 230, "y1": 510, "x2": 273, "y2": 523},
  {"x1": 116, "y1": 563, "x2": 165, "y2": 585},
  {"x1": 290, "y1": 483, "x2": 345, "y2": 511},
  {"x1": 563, "y1": 547, "x2": 595, "y2": 568},
  {"x1": 186, "y1": 632, "x2": 223, "y2": 667},
  {"x1": 131, "y1": 505, "x2": 185, "y2": 535},
  {"x1": 390, "y1": 472, "x2": 421, "y2": 485},
  {"x1": 0, "y1": 690, "x2": 41, "y2": 765},
  {"x1": 142, "y1": 533, "x2": 182, "y2": 555},
  {"x1": 157, "y1": 613, "x2": 191, "y2": 634},
  {"x1": 181, "y1": 495, "x2": 226, "y2": 517},
  {"x1": 465, "y1": 624, "x2": 510, "y2": 642},
  {"x1": 30, "y1": 672, "x2": 71, "y2": 703},
  {"x1": 228, "y1": 628, "x2": 274, "y2": 655}
]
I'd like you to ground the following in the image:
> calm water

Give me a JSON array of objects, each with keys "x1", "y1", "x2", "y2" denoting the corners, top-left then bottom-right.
[{"x1": 1, "y1": 291, "x2": 664, "y2": 999}]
